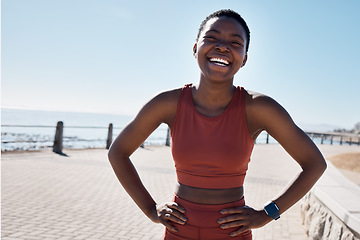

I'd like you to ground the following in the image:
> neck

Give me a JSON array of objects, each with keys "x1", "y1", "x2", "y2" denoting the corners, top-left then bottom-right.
[
  {"x1": 191, "y1": 78, "x2": 236, "y2": 117},
  {"x1": 195, "y1": 77, "x2": 235, "y2": 103}
]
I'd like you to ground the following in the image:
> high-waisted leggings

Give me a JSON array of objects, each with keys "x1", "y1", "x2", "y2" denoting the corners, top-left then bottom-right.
[{"x1": 163, "y1": 195, "x2": 252, "y2": 240}]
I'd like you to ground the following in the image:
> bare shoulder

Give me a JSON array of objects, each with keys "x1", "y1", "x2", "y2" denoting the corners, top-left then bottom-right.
[
  {"x1": 243, "y1": 88, "x2": 293, "y2": 134},
  {"x1": 152, "y1": 88, "x2": 182, "y2": 105},
  {"x1": 244, "y1": 89, "x2": 279, "y2": 108},
  {"x1": 109, "y1": 87, "x2": 182, "y2": 155},
  {"x1": 148, "y1": 88, "x2": 182, "y2": 115},
  {"x1": 137, "y1": 87, "x2": 182, "y2": 127}
]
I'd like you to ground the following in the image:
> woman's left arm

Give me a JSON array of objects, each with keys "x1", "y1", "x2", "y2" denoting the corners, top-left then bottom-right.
[
  {"x1": 255, "y1": 95, "x2": 327, "y2": 214},
  {"x1": 219, "y1": 94, "x2": 327, "y2": 236}
]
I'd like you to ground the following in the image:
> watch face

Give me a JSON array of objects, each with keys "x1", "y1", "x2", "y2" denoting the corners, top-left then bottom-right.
[{"x1": 264, "y1": 202, "x2": 280, "y2": 220}]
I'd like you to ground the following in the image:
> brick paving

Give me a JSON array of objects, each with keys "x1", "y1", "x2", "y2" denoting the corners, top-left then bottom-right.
[{"x1": 2, "y1": 144, "x2": 360, "y2": 239}]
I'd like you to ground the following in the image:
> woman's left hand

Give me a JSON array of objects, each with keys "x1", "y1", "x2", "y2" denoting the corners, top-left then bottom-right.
[{"x1": 218, "y1": 206, "x2": 272, "y2": 237}]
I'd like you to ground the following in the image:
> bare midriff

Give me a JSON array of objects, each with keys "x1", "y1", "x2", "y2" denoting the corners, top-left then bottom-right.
[{"x1": 175, "y1": 182, "x2": 244, "y2": 205}]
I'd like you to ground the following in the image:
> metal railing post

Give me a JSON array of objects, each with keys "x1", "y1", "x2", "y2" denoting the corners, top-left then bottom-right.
[
  {"x1": 166, "y1": 128, "x2": 171, "y2": 146},
  {"x1": 106, "y1": 123, "x2": 113, "y2": 149},
  {"x1": 53, "y1": 121, "x2": 63, "y2": 153}
]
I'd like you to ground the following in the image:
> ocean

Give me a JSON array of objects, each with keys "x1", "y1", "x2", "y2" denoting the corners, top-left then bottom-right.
[
  {"x1": 1, "y1": 108, "x2": 169, "y2": 151},
  {"x1": 1, "y1": 108, "x2": 301, "y2": 152}
]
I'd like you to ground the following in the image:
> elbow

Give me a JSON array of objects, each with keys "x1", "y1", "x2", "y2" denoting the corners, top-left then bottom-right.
[
  {"x1": 313, "y1": 157, "x2": 327, "y2": 178},
  {"x1": 107, "y1": 148, "x2": 113, "y2": 163},
  {"x1": 302, "y1": 157, "x2": 327, "y2": 178},
  {"x1": 317, "y1": 153, "x2": 327, "y2": 173},
  {"x1": 320, "y1": 159, "x2": 327, "y2": 174},
  {"x1": 107, "y1": 145, "x2": 119, "y2": 164},
  {"x1": 315, "y1": 160, "x2": 327, "y2": 182},
  {"x1": 107, "y1": 143, "x2": 130, "y2": 165}
]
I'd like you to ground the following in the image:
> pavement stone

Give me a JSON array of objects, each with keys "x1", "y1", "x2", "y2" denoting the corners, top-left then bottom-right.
[{"x1": 2, "y1": 144, "x2": 360, "y2": 239}]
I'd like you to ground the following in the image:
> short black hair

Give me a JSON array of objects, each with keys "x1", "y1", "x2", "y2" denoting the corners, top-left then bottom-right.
[{"x1": 196, "y1": 9, "x2": 250, "y2": 52}]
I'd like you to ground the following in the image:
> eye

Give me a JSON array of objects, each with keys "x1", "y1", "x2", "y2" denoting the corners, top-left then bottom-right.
[
  {"x1": 232, "y1": 41, "x2": 244, "y2": 47},
  {"x1": 204, "y1": 35, "x2": 217, "y2": 41}
]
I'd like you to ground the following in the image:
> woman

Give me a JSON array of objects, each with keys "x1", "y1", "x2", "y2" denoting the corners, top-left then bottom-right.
[{"x1": 108, "y1": 9, "x2": 327, "y2": 240}]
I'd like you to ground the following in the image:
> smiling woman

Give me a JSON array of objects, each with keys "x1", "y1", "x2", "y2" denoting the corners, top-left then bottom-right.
[
  {"x1": 108, "y1": 9, "x2": 327, "y2": 240},
  {"x1": 193, "y1": 15, "x2": 248, "y2": 86}
]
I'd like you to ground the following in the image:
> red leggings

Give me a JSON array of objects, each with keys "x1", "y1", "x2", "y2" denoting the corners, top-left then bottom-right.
[{"x1": 163, "y1": 195, "x2": 252, "y2": 240}]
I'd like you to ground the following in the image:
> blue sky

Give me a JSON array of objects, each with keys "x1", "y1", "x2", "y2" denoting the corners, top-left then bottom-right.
[{"x1": 2, "y1": 0, "x2": 360, "y2": 130}]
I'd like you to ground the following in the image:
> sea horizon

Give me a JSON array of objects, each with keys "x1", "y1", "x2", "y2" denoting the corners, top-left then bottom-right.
[
  {"x1": 1, "y1": 108, "x2": 167, "y2": 151},
  {"x1": 1, "y1": 107, "x2": 348, "y2": 152}
]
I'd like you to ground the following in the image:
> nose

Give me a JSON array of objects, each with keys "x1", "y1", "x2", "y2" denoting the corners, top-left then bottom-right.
[{"x1": 215, "y1": 41, "x2": 230, "y2": 52}]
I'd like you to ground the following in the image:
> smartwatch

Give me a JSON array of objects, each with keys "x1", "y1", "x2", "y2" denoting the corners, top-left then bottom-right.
[{"x1": 264, "y1": 201, "x2": 280, "y2": 220}]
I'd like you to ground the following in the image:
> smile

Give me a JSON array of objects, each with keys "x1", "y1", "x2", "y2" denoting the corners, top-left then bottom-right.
[{"x1": 209, "y1": 57, "x2": 230, "y2": 67}]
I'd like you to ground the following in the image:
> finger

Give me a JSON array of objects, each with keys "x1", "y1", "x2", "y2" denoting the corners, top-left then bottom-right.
[
  {"x1": 166, "y1": 202, "x2": 186, "y2": 213},
  {"x1": 218, "y1": 214, "x2": 246, "y2": 224},
  {"x1": 230, "y1": 226, "x2": 251, "y2": 237},
  {"x1": 161, "y1": 207, "x2": 188, "y2": 222},
  {"x1": 168, "y1": 209, "x2": 188, "y2": 222},
  {"x1": 161, "y1": 219, "x2": 178, "y2": 232},
  {"x1": 163, "y1": 213, "x2": 186, "y2": 225},
  {"x1": 220, "y1": 219, "x2": 247, "y2": 229},
  {"x1": 165, "y1": 203, "x2": 187, "y2": 222},
  {"x1": 220, "y1": 206, "x2": 248, "y2": 214},
  {"x1": 171, "y1": 212, "x2": 188, "y2": 222}
]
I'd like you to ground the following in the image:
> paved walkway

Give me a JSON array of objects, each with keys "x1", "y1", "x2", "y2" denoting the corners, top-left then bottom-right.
[{"x1": 2, "y1": 144, "x2": 360, "y2": 240}]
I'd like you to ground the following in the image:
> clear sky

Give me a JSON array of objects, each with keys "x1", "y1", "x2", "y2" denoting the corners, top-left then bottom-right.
[{"x1": 2, "y1": 0, "x2": 360, "y2": 130}]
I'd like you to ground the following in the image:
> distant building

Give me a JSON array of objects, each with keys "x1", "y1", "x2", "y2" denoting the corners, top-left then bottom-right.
[{"x1": 355, "y1": 122, "x2": 360, "y2": 133}]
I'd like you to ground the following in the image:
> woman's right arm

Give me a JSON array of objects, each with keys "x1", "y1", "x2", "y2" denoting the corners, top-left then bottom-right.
[{"x1": 107, "y1": 89, "x2": 186, "y2": 231}]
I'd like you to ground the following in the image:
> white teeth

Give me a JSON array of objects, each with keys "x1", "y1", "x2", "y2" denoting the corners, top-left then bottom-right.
[{"x1": 209, "y1": 58, "x2": 230, "y2": 65}]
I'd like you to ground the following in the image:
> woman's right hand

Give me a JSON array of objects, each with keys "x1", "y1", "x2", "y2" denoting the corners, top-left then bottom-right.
[{"x1": 150, "y1": 202, "x2": 187, "y2": 232}]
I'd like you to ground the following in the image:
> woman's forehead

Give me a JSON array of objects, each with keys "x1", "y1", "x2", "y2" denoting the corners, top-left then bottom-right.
[{"x1": 201, "y1": 16, "x2": 247, "y2": 39}]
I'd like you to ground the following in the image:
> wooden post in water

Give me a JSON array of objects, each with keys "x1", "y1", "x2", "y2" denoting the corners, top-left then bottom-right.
[
  {"x1": 53, "y1": 121, "x2": 63, "y2": 153},
  {"x1": 349, "y1": 138, "x2": 352, "y2": 146},
  {"x1": 330, "y1": 136, "x2": 333, "y2": 145},
  {"x1": 106, "y1": 123, "x2": 113, "y2": 149},
  {"x1": 166, "y1": 128, "x2": 171, "y2": 146},
  {"x1": 340, "y1": 136, "x2": 343, "y2": 145},
  {"x1": 321, "y1": 135, "x2": 324, "y2": 144},
  {"x1": 266, "y1": 133, "x2": 269, "y2": 144}
]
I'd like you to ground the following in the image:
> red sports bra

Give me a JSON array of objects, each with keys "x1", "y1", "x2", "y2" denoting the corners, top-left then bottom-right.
[{"x1": 171, "y1": 84, "x2": 254, "y2": 189}]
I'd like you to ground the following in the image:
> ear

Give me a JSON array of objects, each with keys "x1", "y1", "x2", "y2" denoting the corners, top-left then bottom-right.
[
  {"x1": 193, "y1": 43, "x2": 197, "y2": 57},
  {"x1": 241, "y1": 53, "x2": 248, "y2": 67}
]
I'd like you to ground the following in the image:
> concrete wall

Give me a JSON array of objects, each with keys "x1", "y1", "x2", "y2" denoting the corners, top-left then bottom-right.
[
  {"x1": 300, "y1": 161, "x2": 360, "y2": 240},
  {"x1": 301, "y1": 192, "x2": 359, "y2": 240}
]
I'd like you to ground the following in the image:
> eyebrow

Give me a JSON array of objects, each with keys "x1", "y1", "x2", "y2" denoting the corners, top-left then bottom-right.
[{"x1": 205, "y1": 29, "x2": 245, "y2": 41}]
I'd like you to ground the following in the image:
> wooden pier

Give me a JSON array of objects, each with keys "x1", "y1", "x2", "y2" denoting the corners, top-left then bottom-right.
[{"x1": 305, "y1": 131, "x2": 360, "y2": 145}]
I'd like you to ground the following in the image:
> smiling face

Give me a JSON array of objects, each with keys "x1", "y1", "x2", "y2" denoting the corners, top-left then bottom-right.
[{"x1": 194, "y1": 16, "x2": 248, "y2": 83}]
